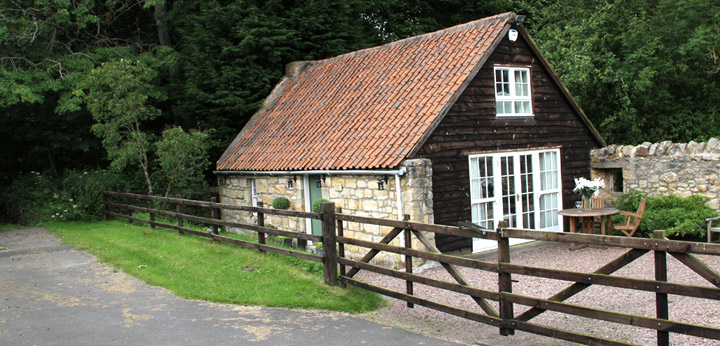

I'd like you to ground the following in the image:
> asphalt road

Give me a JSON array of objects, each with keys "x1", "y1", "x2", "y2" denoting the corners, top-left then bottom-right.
[{"x1": 0, "y1": 227, "x2": 461, "y2": 346}]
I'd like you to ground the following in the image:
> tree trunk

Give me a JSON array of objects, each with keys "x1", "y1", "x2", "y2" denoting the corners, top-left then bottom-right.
[{"x1": 154, "y1": 4, "x2": 172, "y2": 47}]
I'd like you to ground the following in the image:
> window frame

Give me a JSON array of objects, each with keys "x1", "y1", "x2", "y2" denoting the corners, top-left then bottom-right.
[{"x1": 493, "y1": 66, "x2": 533, "y2": 117}]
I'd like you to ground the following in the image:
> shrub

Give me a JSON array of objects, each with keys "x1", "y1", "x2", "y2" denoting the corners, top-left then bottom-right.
[
  {"x1": 272, "y1": 197, "x2": 291, "y2": 210},
  {"x1": 3, "y1": 169, "x2": 142, "y2": 224},
  {"x1": 613, "y1": 190, "x2": 717, "y2": 240},
  {"x1": 312, "y1": 198, "x2": 330, "y2": 213}
]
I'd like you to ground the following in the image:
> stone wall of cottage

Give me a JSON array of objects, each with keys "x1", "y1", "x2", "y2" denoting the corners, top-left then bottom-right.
[
  {"x1": 217, "y1": 159, "x2": 434, "y2": 267},
  {"x1": 590, "y1": 138, "x2": 720, "y2": 209}
]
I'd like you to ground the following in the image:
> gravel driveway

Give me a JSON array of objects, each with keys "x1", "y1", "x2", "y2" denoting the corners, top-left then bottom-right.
[{"x1": 358, "y1": 241, "x2": 720, "y2": 346}]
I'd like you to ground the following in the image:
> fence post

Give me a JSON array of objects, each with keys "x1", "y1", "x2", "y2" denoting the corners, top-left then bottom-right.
[
  {"x1": 654, "y1": 230, "x2": 669, "y2": 346},
  {"x1": 148, "y1": 198, "x2": 155, "y2": 230},
  {"x1": 210, "y1": 196, "x2": 219, "y2": 234},
  {"x1": 336, "y1": 206, "x2": 346, "y2": 287},
  {"x1": 257, "y1": 202, "x2": 266, "y2": 254},
  {"x1": 102, "y1": 191, "x2": 112, "y2": 220},
  {"x1": 175, "y1": 194, "x2": 184, "y2": 234},
  {"x1": 403, "y1": 214, "x2": 414, "y2": 308},
  {"x1": 497, "y1": 221, "x2": 514, "y2": 336},
  {"x1": 321, "y1": 202, "x2": 338, "y2": 286}
]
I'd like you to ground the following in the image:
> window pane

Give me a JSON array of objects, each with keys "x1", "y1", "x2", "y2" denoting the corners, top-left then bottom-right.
[
  {"x1": 521, "y1": 101, "x2": 531, "y2": 113},
  {"x1": 496, "y1": 101, "x2": 504, "y2": 114},
  {"x1": 504, "y1": 101, "x2": 512, "y2": 113},
  {"x1": 514, "y1": 101, "x2": 523, "y2": 113}
]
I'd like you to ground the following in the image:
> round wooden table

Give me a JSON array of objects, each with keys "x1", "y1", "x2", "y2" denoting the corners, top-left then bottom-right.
[{"x1": 558, "y1": 208, "x2": 619, "y2": 235}]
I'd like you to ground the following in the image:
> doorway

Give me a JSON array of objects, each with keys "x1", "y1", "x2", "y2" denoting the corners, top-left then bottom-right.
[
  {"x1": 307, "y1": 175, "x2": 323, "y2": 236},
  {"x1": 468, "y1": 148, "x2": 562, "y2": 252}
]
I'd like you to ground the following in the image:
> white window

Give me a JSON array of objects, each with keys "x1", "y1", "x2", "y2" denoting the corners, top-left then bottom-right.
[{"x1": 494, "y1": 67, "x2": 532, "y2": 116}]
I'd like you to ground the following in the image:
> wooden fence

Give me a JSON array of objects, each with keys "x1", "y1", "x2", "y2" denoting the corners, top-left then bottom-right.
[{"x1": 103, "y1": 191, "x2": 720, "y2": 346}]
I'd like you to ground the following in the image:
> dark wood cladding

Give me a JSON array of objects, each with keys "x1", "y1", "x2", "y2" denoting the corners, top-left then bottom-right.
[{"x1": 417, "y1": 35, "x2": 602, "y2": 252}]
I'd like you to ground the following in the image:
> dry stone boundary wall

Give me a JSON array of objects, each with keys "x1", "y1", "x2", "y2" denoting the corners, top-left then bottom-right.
[{"x1": 591, "y1": 138, "x2": 720, "y2": 209}]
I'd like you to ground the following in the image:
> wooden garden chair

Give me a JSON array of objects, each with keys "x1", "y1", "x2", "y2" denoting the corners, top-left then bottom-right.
[
  {"x1": 581, "y1": 195, "x2": 606, "y2": 234},
  {"x1": 581, "y1": 195, "x2": 605, "y2": 208},
  {"x1": 613, "y1": 198, "x2": 647, "y2": 237},
  {"x1": 706, "y1": 215, "x2": 720, "y2": 243}
]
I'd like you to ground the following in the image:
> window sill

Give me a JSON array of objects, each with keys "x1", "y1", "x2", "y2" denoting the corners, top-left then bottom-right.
[{"x1": 496, "y1": 115, "x2": 535, "y2": 119}]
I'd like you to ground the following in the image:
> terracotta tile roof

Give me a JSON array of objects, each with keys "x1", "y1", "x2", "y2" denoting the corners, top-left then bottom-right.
[{"x1": 217, "y1": 12, "x2": 514, "y2": 171}]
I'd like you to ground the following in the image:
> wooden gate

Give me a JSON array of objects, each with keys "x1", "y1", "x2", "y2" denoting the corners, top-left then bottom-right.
[{"x1": 335, "y1": 212, "x2": 720, "y2": 346}]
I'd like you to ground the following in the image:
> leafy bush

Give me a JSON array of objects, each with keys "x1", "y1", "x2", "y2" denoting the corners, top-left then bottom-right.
[
  {"x1": 3, "y1": 169, "x2": 142, "y2": 224},
  {"x1": 613, "y1": 190, "x2": 717, "y2": 240},
  {"x1": 312, "y1": 198, "x2": 329, "y2": 213},
  {"x1": 272, "y1": 197, "x2": 291, "y2": 210}
]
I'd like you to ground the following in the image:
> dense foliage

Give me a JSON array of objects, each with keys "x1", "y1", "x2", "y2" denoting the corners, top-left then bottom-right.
[
  {"x1": 2, "y1": 1, "x2": 719, "y2": 222},
  {"x1": 614, "y1": 190, "x2": 718, "y2": 240},
  {"x1": 4, "y1": 170, "x2": 143, "y2": 224},
  {"x1": 518, "y1": 0, "x2": 720, "y2": 144}
]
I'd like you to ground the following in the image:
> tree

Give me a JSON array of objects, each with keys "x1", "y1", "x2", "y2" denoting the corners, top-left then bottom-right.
[
  {"x1": 156, "y1": 127, "x2": 210, "y2": 197},
  {"x1": 0, "y1": 0, "x2": 163, "y2": 184},
  {"x1": 517, "y1": 0, "x2": 720, "y2": 144},
  {"x1": 80, "y1": 58, "x2": 166, "y2": 194}
]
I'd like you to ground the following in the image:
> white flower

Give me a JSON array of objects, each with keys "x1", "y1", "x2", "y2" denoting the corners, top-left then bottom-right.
[{"x1": 573, "y1": 177, "x2": 605, "y2": 196}]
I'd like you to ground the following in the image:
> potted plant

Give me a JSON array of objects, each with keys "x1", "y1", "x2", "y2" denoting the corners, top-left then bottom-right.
[
  {"x1": 314, "y1": 242, "x2": 323, "y2": 256},
  {"x1": 272, "y1": 196, "x2": 291, "y2": 210},
  {"x1": 276, "y1": 235, "x2": 293, "y2": 247},
  {"x1": 312, "y1": 198, "x2": 329, "y2": 213}
]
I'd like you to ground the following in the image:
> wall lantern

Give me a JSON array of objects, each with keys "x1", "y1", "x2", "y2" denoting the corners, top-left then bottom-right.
[
  {"x1": 377, "y1": 176, "x2": 389, "y2": 190},
  {"x1": 315, "y1": 176, "x2": 325, "y2": 188},
  {"x1": 287, "y1": 176, "x2": 296, "y2": 188}
]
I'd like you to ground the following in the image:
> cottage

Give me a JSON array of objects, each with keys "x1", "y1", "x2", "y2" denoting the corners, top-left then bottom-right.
[{"x1": 215, "y1": 12, "x2": 604, "y2": 263}]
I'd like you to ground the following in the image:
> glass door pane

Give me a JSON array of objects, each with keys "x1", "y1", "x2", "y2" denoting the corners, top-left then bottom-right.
[
  {"x1": 538, "y1": 151, "x2": 560, "y2": 230},
  {"x1": 470, "y1": 156, "x2": 494, "y2": 229},
  {"x1": 500, "y1": 156, "x2": 516, "y2": 227},
  {"x1": 519, "y1": 154, "x2": 534, "y2": 229}
]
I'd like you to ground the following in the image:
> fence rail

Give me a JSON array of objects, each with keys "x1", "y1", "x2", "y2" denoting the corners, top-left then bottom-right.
[{"x1": 103, "y1": 191, "x2": 720, "y2": 346}]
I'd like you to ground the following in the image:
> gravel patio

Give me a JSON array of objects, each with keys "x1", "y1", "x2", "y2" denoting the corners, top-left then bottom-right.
[{"x1": 358, "y1": 241, "x2": 720, "y2": 345}]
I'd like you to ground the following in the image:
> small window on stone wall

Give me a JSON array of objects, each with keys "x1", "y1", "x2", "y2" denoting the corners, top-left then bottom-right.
[{"x1": 608, "y1": 169, "x2": 623, "y2": 193}]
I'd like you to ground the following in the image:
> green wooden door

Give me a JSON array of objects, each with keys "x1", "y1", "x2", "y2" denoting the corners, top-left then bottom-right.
[{"x1": 309, "y1": 175, "x2": 323, "y2": 236}]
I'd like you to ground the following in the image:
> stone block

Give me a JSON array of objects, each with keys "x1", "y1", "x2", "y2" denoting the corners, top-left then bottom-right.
[
  {"x1": 345, "y1": 199, "x2": 359, "y2": 210},
  {"x1": 606, "y1": 144, "x2": 618, "y2": 156},
  {"x1": 361, "y1": 200, "x2": 378, "y2": 211},
  {"x1": 635, "y1": 143, "x2": 650, "y2": 157},
  {"x1": 648, "y1": 143, "x2": 658, "y2": 156},
  {"x1": 707, "y1": 138, "x2": 720, "y2": 152}
]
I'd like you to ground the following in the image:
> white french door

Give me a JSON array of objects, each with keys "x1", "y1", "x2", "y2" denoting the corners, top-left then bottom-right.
[{"x1": 469, "y1": 149, "x2": 562, "y2": 252}]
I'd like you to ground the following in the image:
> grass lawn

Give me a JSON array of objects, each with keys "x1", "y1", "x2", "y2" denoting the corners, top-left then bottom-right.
[{"x1": 41, "y1": 219, "x2": 385, "y2": 313}]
